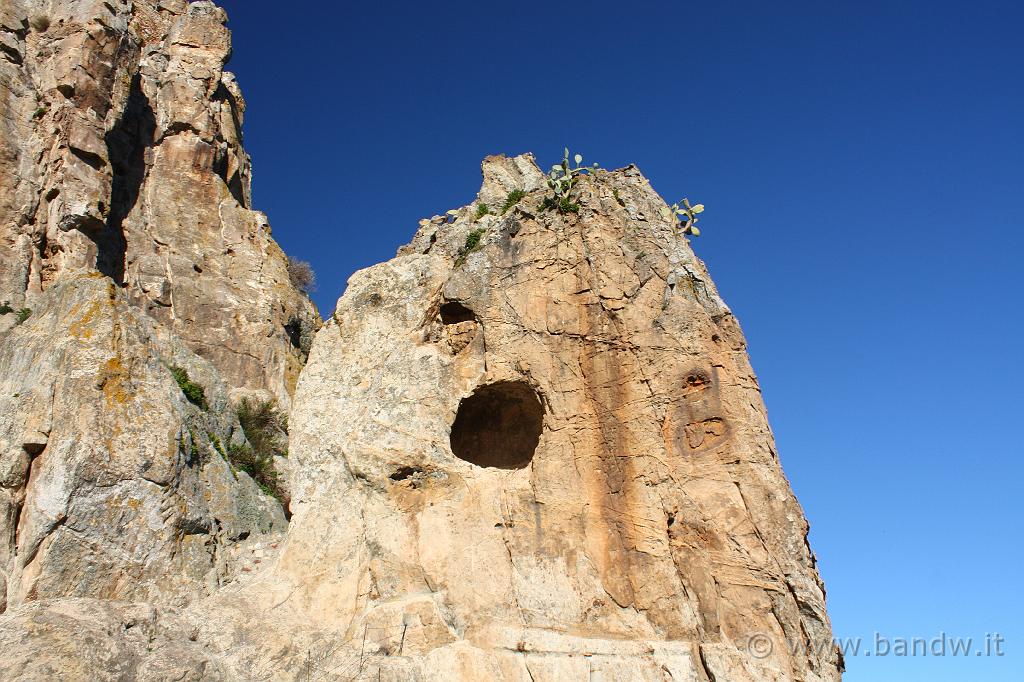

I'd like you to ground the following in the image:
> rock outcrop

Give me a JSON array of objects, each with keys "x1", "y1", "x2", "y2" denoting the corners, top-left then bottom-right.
[
  {"x1": 0, "y1": 0, "x2": 317, "y2": 404},
  {"x1": 0, "y1": 2, "x2": 840, "y2": 680},
  {"x1": 265, "y1": 155, "x2": 842, "y2": 681},
  {"x1": 0, "y1": 0, "x2": 316, "y2": 617}
]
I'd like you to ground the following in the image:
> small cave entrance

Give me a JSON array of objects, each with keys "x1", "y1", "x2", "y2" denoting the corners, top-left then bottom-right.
[
  {"x1": 284, "y1": 318, "x2": 302, "y2": 349},
  {"x1": 450, "y1": 381, "x2": 544, "y2": 469},
  {"x1": 439, "y1": 300, "x2": 476, "y2": 325}
]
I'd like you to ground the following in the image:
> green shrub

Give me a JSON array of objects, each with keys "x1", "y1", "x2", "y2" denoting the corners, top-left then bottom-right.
[
  {"x1": 187, "y1": 430, "x2": 203, "y2": 465},
  {"x1": 226, "y1": 442, "x2": 285, "y2": 501},
  {"x1": 230, "y1": 397, "x2": 288, "y2": 503},
  {"x1": 475, "y1": 203, "x2": 491, "y2": 219},
  {"x1": 455, "y1": 228, "x2": 487, "y2": 266},
  {"x1": 501, "y1": 189, "x2": 526, "y2": 214},
  {"x1": 613, "y1": 188, "x2": 625, "y2": 207},
  {"x1": 237, "y1": 398, "x2": 286, "y2": 457},
  {"x1": 170, "y1": 366, "x2": 208, "y2": 409},
  {"x1": 15, "y1": 308, "x2": 31, "y2": 324},
  {"x1": 540, "y1": 196, "x2": 579, "y2": 214},
  {"x1": 208, "y1": 432, "x2": 226, "y2": 457},
  {"x1": 233, "y1": 398, "x2": 288, "y2": 504},
  {"x1": 464, "y1": 228, "x2": 485, "y2": 252},
  {"x1": 31, "y1": 107, "x2": 48, "y2": 121},
  {"x1": 0, "y1": 302, "x2": 12, "y2": 315}
]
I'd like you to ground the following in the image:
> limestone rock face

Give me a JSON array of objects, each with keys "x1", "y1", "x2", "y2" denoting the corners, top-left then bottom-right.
[
  {"x1": 0, "y1": 598, "x2": 230, "y2": 681},
  {"x1": 0, "y1": 0, "x2": 318, "y2": 406},
  {"x1": 0, "y1": 274, "x2": 286, "y2": 611},
  {"x1": 0, "y1": 0, "x2": 313, "y2": 619},
  {"x1": 266, "y1": 155, "x2": 842, "y2": 681},
  {"x1": 0, "y1": 1, "x2": 839, "y2": 679}
]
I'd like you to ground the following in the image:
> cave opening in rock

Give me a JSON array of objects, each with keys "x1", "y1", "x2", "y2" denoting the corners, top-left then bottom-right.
[
  {"x1": 450, "y1": 381, "x2": 543, "y2": 469},
  {"x1": 439, "y1": 300, "x2": 476, "y2": 325}
]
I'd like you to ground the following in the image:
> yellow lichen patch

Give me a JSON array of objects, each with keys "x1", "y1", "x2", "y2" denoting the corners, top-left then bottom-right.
[
  {"x1": 97, "y1": 356, "x2": 132, "y2": 407},
  {"x1": 69, "y1": 300, "x2": 102, "y2": 340}
]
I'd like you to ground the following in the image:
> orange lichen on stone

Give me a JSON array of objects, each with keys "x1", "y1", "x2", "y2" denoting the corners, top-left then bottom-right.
[
  {"x1": 69, "y1": 300, "x2": 102, "y2": 339},
  {"x1": 98, "y1": 356, "x2": 131, "y2": 406}
]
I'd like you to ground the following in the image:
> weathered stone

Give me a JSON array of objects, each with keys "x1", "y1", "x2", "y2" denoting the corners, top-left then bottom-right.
[
  {"x1": 0, "y1": 598, "x2": 228, "y2": 681},
  {"x1": 0, "y1": 0, "x2": 308, "y2": 624},
  {"x1": 262, "y1": 155, "x2": 841, "y2": 681},
  {"x1": 0, "y1": 1, "x2": 839, "y2": 679},
  {"x1": 0, "y1": 275, "x2": 285, "y2": 611},
  {"x1": 0, "y1": 0, "x2": 318, "y2": 406}
]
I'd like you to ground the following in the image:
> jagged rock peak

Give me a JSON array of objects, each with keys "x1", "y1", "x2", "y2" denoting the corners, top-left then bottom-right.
[
  {"x1": 0, "y1": 0, "x2": 319, "y2": 407},
  {"x1": 273, "y1": 152, "x2": 843, "y2": 680}
]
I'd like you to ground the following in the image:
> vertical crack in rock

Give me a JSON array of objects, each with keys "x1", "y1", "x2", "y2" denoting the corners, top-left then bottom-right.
[{"x1": 101, "y1": 75, "x2": 154, "y2": 284}]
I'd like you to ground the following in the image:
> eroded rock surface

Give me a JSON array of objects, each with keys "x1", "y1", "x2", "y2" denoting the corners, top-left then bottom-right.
[
  {"x1": 256, "y1": 154, "x2": 841, "y2": 681},
  {"x1": 0, "y1": 0, "x2": 313, "y2": 621},
  {"x1": 0, "y1": 0, "x2": 318, "y2": 404},
  {"x1": 0, "y1": 1, "x2": 838, "y2": 679}
]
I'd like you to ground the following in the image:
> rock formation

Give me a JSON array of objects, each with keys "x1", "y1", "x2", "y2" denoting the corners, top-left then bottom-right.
[
  {"x1": 0, "y1": 2, "x2": 841, "y2": 680},
  {"x1": 0, "y1": 0, "x2": 317, "y2": 404},
  {"x1": 0, "y1": 0, "x2": 316, "y2": 617},
  {"x1": 266, "y1": 156, "x2": 842, "y2": 681}
]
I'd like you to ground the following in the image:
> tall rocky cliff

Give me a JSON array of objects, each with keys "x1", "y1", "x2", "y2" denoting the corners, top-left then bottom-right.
[
  {"x1": 0, "y1": 0, "x2": 316, "y2": 616},
  {"x1": 0, "y1": 2, "x2": 840, "y2": 681}
]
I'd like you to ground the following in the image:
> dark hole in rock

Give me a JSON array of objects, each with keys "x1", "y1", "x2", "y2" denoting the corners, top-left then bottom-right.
[
  {"x1": 685, "y1": 372, "x2": 711, "y2": 390},
  {"x1": 284, "y1": 318, "x2": 302, "y2": 349},
  {"x1": 390, "y1": 466, "x2": 422, "y2": 482},
  {"x1": 439, "y1": 301, "x2": 475, "y2": 325},
  {"x1": 450, "y1": 381, "x2": 543, "y2": 469}
]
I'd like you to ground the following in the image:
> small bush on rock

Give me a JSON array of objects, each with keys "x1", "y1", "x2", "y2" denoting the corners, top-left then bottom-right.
[
  {"x1": 233, "y1": 398, "x2": 288, "y2": 503},
  {"x1": 665, "y1": 198, "x2": 706, "y2": 236},
  {"x1": 287, "y1": 256, "x2": 316, "y2": 294},
  {"x1": 475, "y1": 203, "x2": 491, "y2": 219},
  {"x1": 541, "y1": 148, "x2": 598, "y2": 214},
  {"x1": 170, "y1": 366, "x2": 207, "y2": 410},
  {"x1": 15, "y1": 308, "x2": 32, "y2": 324},
  {"x1": 464, "y1": 228, "x2": 485, "y2": 252},
  {"x1": 501, "y1": 189, "x2": 526, "y2": 214},
  {"x1": 227, "y1": 442, "x2": 285, "y2": 502},
  {"x1": 237, "y1": 398, "x2": 287, "y2": 457}
]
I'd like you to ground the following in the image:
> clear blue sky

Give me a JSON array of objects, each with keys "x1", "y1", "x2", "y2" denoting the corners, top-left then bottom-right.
[{"x1": 218, "y1": 1, "x2": 1023, "y2": 679}]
